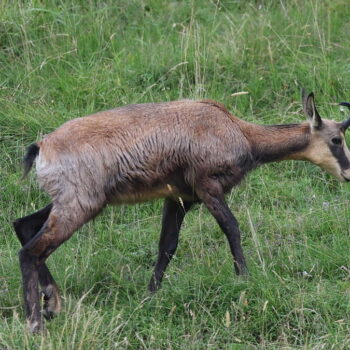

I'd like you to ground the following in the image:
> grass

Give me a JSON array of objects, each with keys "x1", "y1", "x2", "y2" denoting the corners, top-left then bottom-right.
[{"x1": 1, "y1": 0, "x2": 350, "y2": 348}]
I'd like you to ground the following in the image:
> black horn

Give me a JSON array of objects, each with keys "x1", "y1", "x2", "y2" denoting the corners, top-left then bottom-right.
[
  {"x1": 339, "y1": 102, "x2": 350, "y2": 130},
  {"x1": 339, "y1": 102, "x2": 350, "y2": 110}
]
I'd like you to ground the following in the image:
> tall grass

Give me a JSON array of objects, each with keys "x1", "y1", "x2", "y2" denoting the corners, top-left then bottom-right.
[{"x1": 1, "y1": 0, "x2": 350, "y2": 348}]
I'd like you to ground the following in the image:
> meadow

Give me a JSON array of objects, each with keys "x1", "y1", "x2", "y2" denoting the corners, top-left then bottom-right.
[{"x1": 1, "y1": 0, "x2": 350, "y2": 348}]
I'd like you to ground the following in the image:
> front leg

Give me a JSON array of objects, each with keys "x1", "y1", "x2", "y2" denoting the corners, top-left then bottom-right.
[
  {"x1": 148, "y1": 198, "x2": 193, "y2": 292},
  {"x1": 195, "y1": 177, "x2": 248, "y2": 276}
]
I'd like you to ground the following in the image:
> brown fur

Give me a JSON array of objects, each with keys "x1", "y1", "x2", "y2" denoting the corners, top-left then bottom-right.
[
  {"x1": 16, "y1": 95, "x2": 350, "y2": 333},
  {"x1": 36, "y1": 100, "x2": 252, "y2": 213}
]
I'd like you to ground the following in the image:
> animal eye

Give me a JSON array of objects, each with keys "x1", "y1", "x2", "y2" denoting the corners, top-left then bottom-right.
[{"x1": 331, "y1": 137, "x2": 342, "y2": 145}]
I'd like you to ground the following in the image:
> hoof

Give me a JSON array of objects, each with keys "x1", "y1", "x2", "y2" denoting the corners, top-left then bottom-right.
[
  {"x1": 239, "y1": 267, "x2": 249, "y2": 277},
  {"x1": 235, "y1": 263, "x2": 249, "y2": 277},
  {"x1": 27, "y1": 319, "x2": 44, "y2": 334},
  {"x1": 41, "y1": 285, "x2": 61, "y2": 320},
  {"x1": 148, "y1": 279, "x2": 161, "y2": 294},
  {"x1": 42, "y1": 307, "x2": 56, "y2": 320}
]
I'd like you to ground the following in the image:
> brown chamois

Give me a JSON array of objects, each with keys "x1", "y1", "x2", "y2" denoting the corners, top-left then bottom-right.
[{"x1": 14, "y1": 90, "x2": 350, "y2": 333}]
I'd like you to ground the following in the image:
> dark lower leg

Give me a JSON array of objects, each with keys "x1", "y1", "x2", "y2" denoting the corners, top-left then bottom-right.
[
  {"x1": 148, "y1": 199, "x2": 193, "y2": 292},
  {"x1": 196, "y1": 180, "x2": 248, "y2": 276},
  {"x1": 13, "y1": 204, "x2": 60, "y2": 319},
  {"x1": 19, "y1": 250, "x2": 42, "y2": 333},
  {"x1": 19, "y1": 230, "x2": 64, "y2": 332},
  {"x1": 219, "y1": 211, "x2": 248, "y2": 275},
  {"x1": 209, "y1": 201, "x2": 247, "y2": 275},
  {"x1": 18, "y1": 201, "x2": 97, "y2": 332},
  {"x1": 38, "y1": 265, "x2": 61, "y2": 319}
]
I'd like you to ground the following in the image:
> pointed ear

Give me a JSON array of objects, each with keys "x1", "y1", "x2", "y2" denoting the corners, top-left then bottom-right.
[{"x1": 302, "y1": 90, "x2": 322, "y2": 129}]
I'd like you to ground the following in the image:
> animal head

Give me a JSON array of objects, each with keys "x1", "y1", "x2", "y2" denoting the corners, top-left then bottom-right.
[{"x1": 301, "y1": 90, "x2": 350, "y2": 182}]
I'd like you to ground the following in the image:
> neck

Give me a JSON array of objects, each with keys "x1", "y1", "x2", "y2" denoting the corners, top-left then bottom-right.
[{"x1": 238, "y1": 121, "x2": 311, "y2": 165}]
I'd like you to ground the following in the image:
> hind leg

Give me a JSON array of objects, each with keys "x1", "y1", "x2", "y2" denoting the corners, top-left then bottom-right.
[
  {"x1": 13, "y1": 204, "x2": 60, "y2": 319},
  {"x1": 19, "y1": 203, "x2": 95, "y2": 333}
]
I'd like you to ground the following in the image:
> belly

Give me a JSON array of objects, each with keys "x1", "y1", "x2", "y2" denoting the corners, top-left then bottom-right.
[{"x1": 110, "y1": 184, "x2": 195, "y2": 205}]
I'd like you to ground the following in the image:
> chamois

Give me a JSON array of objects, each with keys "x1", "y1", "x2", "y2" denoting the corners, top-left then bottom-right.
[{"x1": 14, "y1": 90, "x2": 350, "y2": 333}]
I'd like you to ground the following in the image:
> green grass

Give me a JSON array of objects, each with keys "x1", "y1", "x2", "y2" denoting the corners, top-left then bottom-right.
[{"x1": 1, "y1": 0, "x2": 350, "y2": 348}]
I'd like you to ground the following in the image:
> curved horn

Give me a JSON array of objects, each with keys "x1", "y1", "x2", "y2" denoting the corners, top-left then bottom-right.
[
  {"x1": 339, "y1": 102, "x2": 350, "y2": 130},
  {"x1": 342, "y1": 119, "x2": 350, "y2": 131},
  {"x1": 339, "y1": 102, "x2": 350, "y2": 110}
]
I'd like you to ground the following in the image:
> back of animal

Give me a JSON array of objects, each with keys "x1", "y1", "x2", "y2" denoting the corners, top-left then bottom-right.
[{"x1": 35, "y1": 100, "x2": 251, "y2": 207}]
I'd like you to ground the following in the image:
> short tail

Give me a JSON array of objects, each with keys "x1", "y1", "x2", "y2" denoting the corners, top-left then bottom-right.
[{"x1": 22, "y1": 143, "x2": 40, "y2": 178}]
